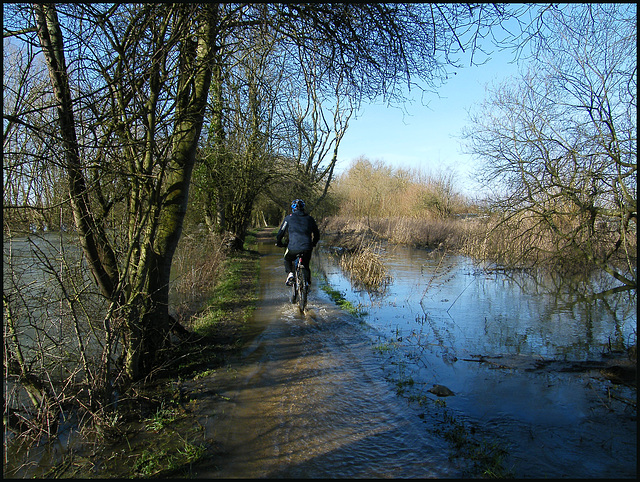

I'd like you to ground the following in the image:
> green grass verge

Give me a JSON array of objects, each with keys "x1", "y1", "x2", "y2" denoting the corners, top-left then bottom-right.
[
  {"x1": 319, "y1": 278, "x2": 368, "y2": 317},
  {"x1": 190, "y1": 248, "x2": 260, "y2": 339}
]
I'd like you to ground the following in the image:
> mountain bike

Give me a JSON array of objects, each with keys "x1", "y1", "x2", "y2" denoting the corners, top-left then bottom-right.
[{"x1": 289, "y1": 253, "x2": 309, "y2": 313}]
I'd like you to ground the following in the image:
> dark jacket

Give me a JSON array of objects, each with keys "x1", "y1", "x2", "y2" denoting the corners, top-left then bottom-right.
[{"x1": 276, "y1": 210, "x2": 320, "y2": 253}]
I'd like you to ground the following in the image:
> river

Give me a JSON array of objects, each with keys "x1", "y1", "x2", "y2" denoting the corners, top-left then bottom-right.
[{"x1": 191, "y1": 239, "x2": 636, "y2": 478}]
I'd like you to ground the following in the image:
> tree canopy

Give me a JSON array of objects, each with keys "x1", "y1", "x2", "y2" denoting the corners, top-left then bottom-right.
[{"x1": 3, "y1": 2, "x2": 519, "y2": 414}]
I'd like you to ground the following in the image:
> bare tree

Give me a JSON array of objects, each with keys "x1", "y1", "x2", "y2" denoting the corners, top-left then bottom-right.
[
  {"x1": 271, "y1": 58, "x2": 354, "y2": 213},
  {"x1": 3, "y1": 4, "x2": 218, "y2": 386},
  {"x1": 3, "y1": 38, "x2": 71, "y2": 232},
  {"x1": 195, "y1": 3, "x2": 516, "y2": 231},
  {"x1": 266, "y1": 3, "x2": 516, "y2": 217},
  {"x1": 464, "y1": 4, "x2": 636, "y2": 289},
  {"x1": 195, "y1": 17, "x2": 283, "y2": 246}
]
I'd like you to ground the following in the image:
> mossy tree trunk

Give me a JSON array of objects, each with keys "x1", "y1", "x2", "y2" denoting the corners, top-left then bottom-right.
[{"x1": 34, "y1": 3, "x2": 217, "y2": 383}]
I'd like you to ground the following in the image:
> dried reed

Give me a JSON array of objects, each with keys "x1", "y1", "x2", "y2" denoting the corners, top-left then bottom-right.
[
  {"x1": 170, "y1": 232, "x2": 226, "y2": 317},
  {"x1": 458, "y1": 211, "x2": 637, "y2": 274},
  {"x1": 338, "y1": 242, "x2": 393, "y2": 292},
  {"x1": 321, "y1": 215, "x2": 462, "y2": 250}
]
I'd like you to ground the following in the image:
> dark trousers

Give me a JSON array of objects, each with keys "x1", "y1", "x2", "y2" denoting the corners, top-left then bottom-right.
[{"x1": 284, "y1": 248, "x2": 312, "y2": 282}]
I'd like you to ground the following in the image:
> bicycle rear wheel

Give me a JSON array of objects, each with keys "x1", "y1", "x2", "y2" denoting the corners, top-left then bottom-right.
[
  {"x1": 290, "y1": 281, "x2": 297, "y2": 304},
  {"x1": 297, "y1": 266, "x2": 307, "y2": 313}
]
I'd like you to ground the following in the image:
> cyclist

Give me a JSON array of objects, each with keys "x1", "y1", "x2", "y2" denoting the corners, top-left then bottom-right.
[{"x1": 275, "y1": 199, "x2": 320, "y2": 286}]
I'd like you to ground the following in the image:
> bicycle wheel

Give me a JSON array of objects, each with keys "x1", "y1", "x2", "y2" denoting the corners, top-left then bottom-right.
[{"x1": 297, "y1": 266, "x2": 307, "y2": 313}]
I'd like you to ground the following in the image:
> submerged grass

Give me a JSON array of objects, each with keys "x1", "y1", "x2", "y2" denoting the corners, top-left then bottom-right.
[
  {"x1": 319, "y1": 278, "x2": 368, "y2": 317},
  {"x1": 440, "y1": 416, "x2": 514, "y2": 478},
  {"x1": 144, "y1": 403, "x2": 180, "y2": 432},
  {"x1": 132, "y1": 438, "x2": 207, "y2": 478},
  {"x1": 375, "y1": 346, "x2": 515, "y2": 478},
  {"x1": 338, "y1": 242, "x2": 393, "y2": 293}
]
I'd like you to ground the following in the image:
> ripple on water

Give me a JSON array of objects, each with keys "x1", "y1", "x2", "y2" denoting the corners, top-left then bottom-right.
[{"x1": 192, "y1": 246, "x2": 463, "y2": 477}]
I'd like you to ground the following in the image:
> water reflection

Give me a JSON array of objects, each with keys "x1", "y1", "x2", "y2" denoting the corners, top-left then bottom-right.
[
  {"x1": 318, "y1": 246, "x2": 635, "y2": 360},
  {"x1": 315, "y1": 244, "x2": 636, "y2": 478}
]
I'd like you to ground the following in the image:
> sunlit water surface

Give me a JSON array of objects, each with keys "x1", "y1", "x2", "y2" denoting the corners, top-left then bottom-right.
[{"x1": 316, "y1": 243, "x2": 637, "y2": 478}]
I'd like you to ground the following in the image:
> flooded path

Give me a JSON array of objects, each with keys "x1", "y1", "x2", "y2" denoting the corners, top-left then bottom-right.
[
  {"x1": 190, "y1": 241, "x2": 462, "y2": 478},
  {"x1": 187, "y1": 236, "x2": 635, "y2": 478}
]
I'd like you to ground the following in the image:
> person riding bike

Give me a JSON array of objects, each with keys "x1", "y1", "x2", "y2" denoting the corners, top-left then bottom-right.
[{"x1": 275, "y1": 199, "x2": 320, "y2": 286}]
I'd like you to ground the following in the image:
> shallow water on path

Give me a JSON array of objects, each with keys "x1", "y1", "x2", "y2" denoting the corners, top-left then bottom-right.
[{"x1": 191, "y1": 242, "x2": 463, "y2": 478}]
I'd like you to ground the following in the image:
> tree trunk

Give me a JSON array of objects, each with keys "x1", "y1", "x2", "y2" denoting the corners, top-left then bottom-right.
[
  {"x1": 34, "y1": 4, "x2": 119, "y2": 301},
  {"x1": 122, "y1": 7, "x2": 216, "y2": 381},
  {"x1": 35, "y1": 3, "x2": 217, "y2": 382}
]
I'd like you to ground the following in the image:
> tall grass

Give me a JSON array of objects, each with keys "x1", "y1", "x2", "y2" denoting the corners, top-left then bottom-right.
[
  {"x1": 458, "y1": 211, "x2": 637, "y2": 276},
  {"x1": 322, "y1": 157, "x2": 474, "y2": 251},
  {"x1": 170, "y1": 232, "x2": 227, "y2": 320},
  {"x1": 321, "y1": 216, "x2": 463, "y2": 250},
  {"x1": 322, "y1": 157, "x2": 636, "y2": 282}
]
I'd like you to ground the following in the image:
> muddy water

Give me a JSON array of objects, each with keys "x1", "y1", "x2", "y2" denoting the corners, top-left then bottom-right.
[{"x1": 191, "y1": 242, "x2": 464, "y2": 478}]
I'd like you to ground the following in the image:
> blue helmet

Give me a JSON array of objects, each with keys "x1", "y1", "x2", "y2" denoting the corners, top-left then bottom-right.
[{"x1": 291, "y1": 199, "x2": 305, "y2": 212}]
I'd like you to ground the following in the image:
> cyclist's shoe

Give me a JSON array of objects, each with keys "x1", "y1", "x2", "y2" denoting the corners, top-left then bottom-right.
[{"x1": 285, "y1": 272, "x2": 294, "y2": 286}]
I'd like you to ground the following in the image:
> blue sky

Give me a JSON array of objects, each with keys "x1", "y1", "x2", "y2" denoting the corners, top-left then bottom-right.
[{"x1": 336, "y1": 48, "x2": 522, "y2": 198}]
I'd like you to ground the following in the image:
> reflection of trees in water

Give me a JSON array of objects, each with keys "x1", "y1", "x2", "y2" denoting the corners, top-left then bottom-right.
[
  {"x1": 475, "y1": 267, "x2": 636, "y2": 352},
  {"x1": 316, "y1": 243, "x2": 635, "y2": 365},
  {"x1": 317, "y1": 243, "x2": 636, "y2": 478}
]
